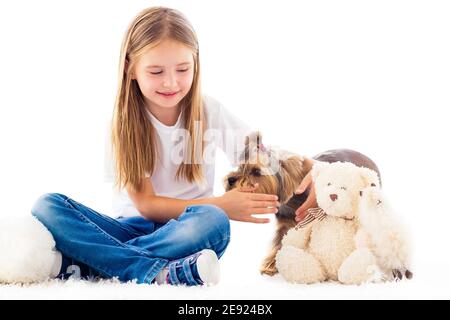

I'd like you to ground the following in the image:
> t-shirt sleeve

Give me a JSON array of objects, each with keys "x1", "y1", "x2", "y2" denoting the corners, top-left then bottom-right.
[{"x1": 213, "y1": 100, "x2": 253, "y2": 167}]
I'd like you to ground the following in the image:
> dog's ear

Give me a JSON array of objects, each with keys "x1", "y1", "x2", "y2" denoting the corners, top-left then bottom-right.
[
  {"x1": 279, "y1": 155, "x2": 304, "y2": 179},
  {"x1": 240, "y1": 131, "x2": 266, "y2": 162}
]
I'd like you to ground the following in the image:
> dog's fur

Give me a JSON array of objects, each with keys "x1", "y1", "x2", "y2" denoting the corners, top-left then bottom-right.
[{"x1": 223, "y1": 132, "x2": 381, "y2": 276}]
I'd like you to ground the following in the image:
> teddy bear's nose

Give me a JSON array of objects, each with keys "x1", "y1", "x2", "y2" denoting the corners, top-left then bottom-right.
[{"x1": 330, "y1": 194, "x2": 338, "y2": 201}]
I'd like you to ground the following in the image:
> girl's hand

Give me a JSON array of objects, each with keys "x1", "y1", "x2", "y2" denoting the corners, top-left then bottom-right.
[
  {"x1": 294, "y1": 172, "x2": 318, "y2": 222},
  {"x1": 217, "y1": 183, "x2": 280, "y2": 223}
]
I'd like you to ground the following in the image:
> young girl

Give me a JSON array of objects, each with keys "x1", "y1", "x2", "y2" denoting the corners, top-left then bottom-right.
[{"x1": 31, "y1": 7, "x2": 279, "y2": 286}]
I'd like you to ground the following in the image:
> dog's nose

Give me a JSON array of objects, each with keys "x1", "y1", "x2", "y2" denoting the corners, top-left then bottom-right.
[{"x1": 330, "y1": 194, "x2": 338, "y2": 201}]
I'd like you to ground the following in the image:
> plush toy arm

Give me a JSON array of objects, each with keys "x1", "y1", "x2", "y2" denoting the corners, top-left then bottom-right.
[
  {"x1": 354, "y1": 228, "x2": 373, "y2": 249},
  {"x1": 281, "y1": 225, "x2": 312, "y2": 249}
]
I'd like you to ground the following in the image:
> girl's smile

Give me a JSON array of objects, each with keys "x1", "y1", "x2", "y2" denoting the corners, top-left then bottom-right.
[{"x1": 156, "y1": 90, "x2": 181, "y2": 98}]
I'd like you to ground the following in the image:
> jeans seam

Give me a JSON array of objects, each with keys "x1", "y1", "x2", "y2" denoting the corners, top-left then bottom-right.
[
  {"x1": 64, "y1": 199, "x2": 150, "y2": 255},
  {"x1": 65, "y1": 198, "x2": 142, "y2": 238},
  {"x1": 76, "y1": 207, "x2": 152, "y2": 257}
]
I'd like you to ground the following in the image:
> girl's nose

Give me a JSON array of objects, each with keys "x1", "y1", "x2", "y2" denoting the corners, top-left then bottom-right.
[{"x1": 162, "y1": 72, "x2": 177, "y2": 88}]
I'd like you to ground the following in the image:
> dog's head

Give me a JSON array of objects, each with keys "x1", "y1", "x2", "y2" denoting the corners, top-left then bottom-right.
[{"x1": 223, "y1": 132, "x2": 308, "y2": 203}]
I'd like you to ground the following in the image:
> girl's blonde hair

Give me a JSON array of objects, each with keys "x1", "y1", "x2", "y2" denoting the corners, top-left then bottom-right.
[{"x1": 112, "y1": 7, "x2": 205, "y2": 193}]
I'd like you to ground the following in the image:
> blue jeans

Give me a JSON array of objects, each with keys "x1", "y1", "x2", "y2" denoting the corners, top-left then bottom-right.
[{"x1": 31, "y1": 193, "x2": 230, "y2": 284}]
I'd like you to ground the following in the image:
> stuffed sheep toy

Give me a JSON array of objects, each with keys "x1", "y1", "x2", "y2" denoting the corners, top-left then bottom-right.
[
  {"x1": 358, "y1": 187, "x2": 413, "y2": 280},
  {"x1": 275, "y1": 161, "x2": 412, "y2": 284},
  {"x1": 0, "y1": 216, "x2": 61, "y2": 284}
]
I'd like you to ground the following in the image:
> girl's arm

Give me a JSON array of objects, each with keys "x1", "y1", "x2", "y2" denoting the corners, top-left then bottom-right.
[{"x1": 127, "y1": 179, "x2": 279, "y2": 224}]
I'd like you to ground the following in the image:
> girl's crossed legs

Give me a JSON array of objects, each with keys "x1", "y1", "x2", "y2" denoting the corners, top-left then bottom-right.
[{"x1": 31, "y1": 193, "x2": 230, "y2": 284}]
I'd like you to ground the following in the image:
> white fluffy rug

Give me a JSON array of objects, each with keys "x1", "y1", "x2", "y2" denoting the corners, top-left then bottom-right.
[
  {"x1": 1, "y1": 258, "x2": 446, "y2": 300},
  {"x1": 1, "y1": 215, "x2": 447, "y2": 300}
]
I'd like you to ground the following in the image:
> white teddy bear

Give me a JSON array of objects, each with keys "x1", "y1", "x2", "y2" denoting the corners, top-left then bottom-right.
[
  {"x1": 0, "y1": 216, "x2": 61, "y2": 284},
  {"x1": 275, "y1": 161, "x2": 396, "y2": 284}
]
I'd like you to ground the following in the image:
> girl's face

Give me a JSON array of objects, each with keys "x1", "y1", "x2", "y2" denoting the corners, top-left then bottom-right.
[{"x1": 131, "y1": 39, "x2": 195, "y2": 112}]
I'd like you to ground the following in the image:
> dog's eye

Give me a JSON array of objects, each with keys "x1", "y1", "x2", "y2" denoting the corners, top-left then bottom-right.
[
  {"x1": 341, "y1": 186, "x2": 347, "y2": 190},
  {"x1": 327, "y1": 182, "x2": 332, "y2": 186},
  {"x1": 227, "y1": 177, "x2": 237, "y2": 186},
  {"x1": 371, "y1": 183, "x2": 377, "y2": 187},
  {"x1": 250, "y1": 168, "x2": 261, "y2": 177}
]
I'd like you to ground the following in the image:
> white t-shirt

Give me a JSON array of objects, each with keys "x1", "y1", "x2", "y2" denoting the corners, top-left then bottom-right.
[{"x1": 104, "y1": 95, "x2": 252, "y2": 218}]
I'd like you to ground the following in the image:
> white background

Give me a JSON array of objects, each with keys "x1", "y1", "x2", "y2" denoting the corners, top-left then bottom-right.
[{"x1": 0, "y1": 0, "x2": 449, "y2": 299}]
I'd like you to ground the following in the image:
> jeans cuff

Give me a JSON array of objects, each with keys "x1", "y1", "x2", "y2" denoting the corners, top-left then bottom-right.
[{"x1": 143, "y1": 259, "x2": 169, "y2": 284}]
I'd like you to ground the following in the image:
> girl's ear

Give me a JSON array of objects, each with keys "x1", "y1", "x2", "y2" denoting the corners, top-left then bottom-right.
[{"x1": 124, "y1": 59, "x2": 135, "y2": 79}]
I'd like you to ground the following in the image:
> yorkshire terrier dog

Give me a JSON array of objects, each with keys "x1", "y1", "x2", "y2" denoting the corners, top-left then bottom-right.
[{"x1": 223, "y1": 132, "x2": 381, "y2": 276}]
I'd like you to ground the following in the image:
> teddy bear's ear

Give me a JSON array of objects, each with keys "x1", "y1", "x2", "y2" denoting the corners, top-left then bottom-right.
[
  {"x1": 358, "y1": 167, "x2": 381, "y2": 188},
  {"x1": 311, "y1": 161, "x2": 329, "y2": 182}
]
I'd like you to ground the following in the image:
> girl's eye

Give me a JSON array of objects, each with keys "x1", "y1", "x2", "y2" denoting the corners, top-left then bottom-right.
[
  {"x1": 149, "y1": 69, "x2": 188, "y2": 75},
  {"x1": 341, "y1": 186, "x2": 347, "y2": 190},
  {"x1": 327, "y1": 182, "x2": 332, "y2": 186}
]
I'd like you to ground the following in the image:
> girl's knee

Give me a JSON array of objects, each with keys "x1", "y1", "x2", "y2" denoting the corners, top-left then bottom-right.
[
  {"x1": 186, "y1": 204, "x2": 230, "y2": 236},
  {"x1": 31, "y1": 193, "x2": 68, "y2": 223},
  {"x1": 181, "y1": 205, "x2": 230, "y2": 253}
]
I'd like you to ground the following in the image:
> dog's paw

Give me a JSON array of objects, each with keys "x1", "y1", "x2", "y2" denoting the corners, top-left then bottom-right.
[{"x1": 260, "y1": 260, "x2": 278, "y2": 276}]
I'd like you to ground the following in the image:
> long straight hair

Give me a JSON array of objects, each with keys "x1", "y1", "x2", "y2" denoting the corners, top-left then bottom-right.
[{"x1": 111, "y1": 7, "x2": 205, "y2": 193}]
